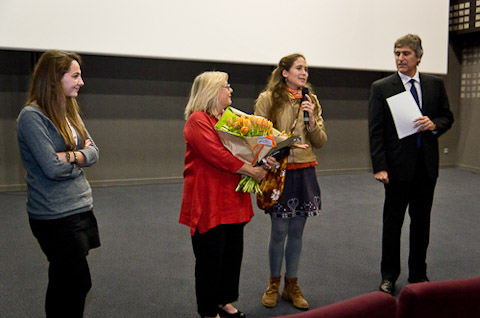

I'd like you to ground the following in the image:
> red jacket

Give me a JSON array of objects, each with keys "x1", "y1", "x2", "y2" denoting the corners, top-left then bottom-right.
[{"x1": 179, "y1": 111, "x2": 254, "y2": 235}]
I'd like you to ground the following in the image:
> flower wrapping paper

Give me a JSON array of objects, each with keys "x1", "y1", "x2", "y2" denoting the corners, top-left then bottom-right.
[{"x1": 214, "y1": 107, "x2": 290, "y2": 166}]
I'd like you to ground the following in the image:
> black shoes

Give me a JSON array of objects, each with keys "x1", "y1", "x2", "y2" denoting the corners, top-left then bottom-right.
[
  {"x1": 218, "y1": 308, "x2": 246, "y2": 318},
  {"x1": 379, "y1": 279, "x2": 395, "y2": 295},
  {"x1": 379, "y1": 276, "x2": 430, "y2": 295},
  {"x1": 408, "y1": 276, "x2": 430, "y2": 284}
]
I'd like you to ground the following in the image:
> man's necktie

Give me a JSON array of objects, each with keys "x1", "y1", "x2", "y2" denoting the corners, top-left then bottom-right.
[
  {"x1": 410, "y1": 79, "x2": 420, "y2": 106},
  {"x1": 409, "y1": 79, "x2": 422, "y2": 147}
]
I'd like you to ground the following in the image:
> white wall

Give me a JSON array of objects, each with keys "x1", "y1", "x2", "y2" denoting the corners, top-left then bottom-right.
[{"x1": 0, "y1": 0, "x2": 449, "y2": 73}]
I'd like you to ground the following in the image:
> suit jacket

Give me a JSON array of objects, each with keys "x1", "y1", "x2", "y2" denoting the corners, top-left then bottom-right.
[{"x1": 368, "y1": 72, "x2": 454, "y2": 181}]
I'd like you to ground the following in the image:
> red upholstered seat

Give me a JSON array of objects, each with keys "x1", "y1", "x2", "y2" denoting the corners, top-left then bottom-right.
[
  {"x1": 397, "y1": 276, "x2": 480, "y2": 318},
  {"x1": 268, "y1": 291, "x2": 397, "y2": 318}
]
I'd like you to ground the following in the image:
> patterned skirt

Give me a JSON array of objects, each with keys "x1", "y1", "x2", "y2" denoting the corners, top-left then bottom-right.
[{"x1": 266, "y1": 166, "x2": 321, "y2": 218}]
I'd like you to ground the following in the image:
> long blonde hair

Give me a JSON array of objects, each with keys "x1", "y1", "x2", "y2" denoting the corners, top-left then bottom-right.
[
  {"x1": 184, "y1": 71, "x2": 228, "y2": 120},
  {"x1": 26, "y1": 50, "x2": 87, "y2": 151}
]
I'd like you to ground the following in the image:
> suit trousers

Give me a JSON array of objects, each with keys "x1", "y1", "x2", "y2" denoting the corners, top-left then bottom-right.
[
  {"x1": 191, "y1": 222, "x2": 246, "y2": 317},
  {"x1": 381, "y1": 150, "x2": 437, "y2": 282}
]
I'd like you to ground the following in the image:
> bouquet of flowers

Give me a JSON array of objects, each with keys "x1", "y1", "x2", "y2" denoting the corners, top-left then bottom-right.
[{"x1": 215, "y1": 107, "x2": 296, "y2": 193}]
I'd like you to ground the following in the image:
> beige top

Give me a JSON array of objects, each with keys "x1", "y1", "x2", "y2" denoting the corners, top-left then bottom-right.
[{"x1": 254, "y1": 91, "x2": 327, "y2": 164}]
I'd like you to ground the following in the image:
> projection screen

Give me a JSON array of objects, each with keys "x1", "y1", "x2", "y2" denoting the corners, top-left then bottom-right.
[{"x1": 0, "y1": 0, "x2": 450, "y2": 74}]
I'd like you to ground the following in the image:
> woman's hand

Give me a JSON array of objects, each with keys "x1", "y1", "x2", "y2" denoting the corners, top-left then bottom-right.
[
  {"x1": 250, "y1": 166, "x2": 268, "y2": 183},
  {"x1": 237, "y1": 164, "x2": 267, "y2": 183},
  {"x1": 301, "y1": 94, "x2": 316, "y2": 129},
  {"x1": 292, "y1": 143, "x2": 310, "y2": 149},
  {"x1": 56, "y1": 152, "x2": 69, "y2": 163},
  {"x1": 261, "y1": 156, "x2": 277, "y2": 170},
  {"x1": 56, "y1": 139, "x2": 93, "y2": 163}
]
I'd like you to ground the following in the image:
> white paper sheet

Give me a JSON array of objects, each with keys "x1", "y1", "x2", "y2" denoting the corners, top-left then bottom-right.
[{"x1": 386, "y1": 91, "x2": 423, "y2": 139}]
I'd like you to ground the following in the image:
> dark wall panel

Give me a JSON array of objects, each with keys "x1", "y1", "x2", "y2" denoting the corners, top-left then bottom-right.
[{"x1": 0, "y1": 49, "x2": 465, "y2": 190}]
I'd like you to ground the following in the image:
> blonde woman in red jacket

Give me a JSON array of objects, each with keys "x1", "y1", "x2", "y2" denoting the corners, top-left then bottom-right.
[{"x1": 180, "y1": 71, "x2": 275, "y2": 318}]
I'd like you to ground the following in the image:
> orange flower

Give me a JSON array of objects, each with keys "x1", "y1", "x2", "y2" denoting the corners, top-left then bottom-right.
[{"x1": 240, "y1": 126, "x2": 249, "y2": 135}]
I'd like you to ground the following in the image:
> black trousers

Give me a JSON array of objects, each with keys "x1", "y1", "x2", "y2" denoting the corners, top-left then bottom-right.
[
  {"x1": 29, "y1": 211, "x2": 100, "y2": 318},
  {"x1": 191, "y1": 223, "x2": 246, "y2": 317},
  {"x1": 381, "y1": 151, "x2": 437, "y2": 283},
  {"x1": 45, "y1": 257, "x2": 92, "y2": 318}
]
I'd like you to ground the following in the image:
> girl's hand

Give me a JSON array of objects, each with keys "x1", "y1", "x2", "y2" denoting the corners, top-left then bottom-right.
[
  {"x1": 301, "y1": 94, "x2": 314, "y2": 115},
  {"x1": 301, "y1": 94, "x2": 316, "y2": 129},
  {"x1": 292, "y1": 143, "x2": 310, "y2": 149},
  {"x1": 261, "y1": 156, "x2": 277, "y2": 170}
]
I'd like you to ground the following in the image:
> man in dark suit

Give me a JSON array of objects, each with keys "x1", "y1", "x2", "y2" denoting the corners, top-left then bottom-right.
[{"x1": 368, "y1": 34, "x2": 454, "y2": 294}]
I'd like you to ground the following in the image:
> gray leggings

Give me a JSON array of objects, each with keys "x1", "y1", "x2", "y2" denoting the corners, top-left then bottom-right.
[{"x1": 268, "y1": 216, "x2": 307, "y2": 278}]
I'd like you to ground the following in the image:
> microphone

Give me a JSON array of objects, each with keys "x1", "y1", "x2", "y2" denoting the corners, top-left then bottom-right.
[{"x1": 301, "y1": 87, "x2": 309, "y2": 126}]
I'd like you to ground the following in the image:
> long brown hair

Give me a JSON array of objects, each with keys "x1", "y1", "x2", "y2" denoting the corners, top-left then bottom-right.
[
  {"x1": 26, "y1": 50, "x2": 87, "y2": 150},
  {"x1": 261, "y1": 53, "x2": 314, "y2": 122}
]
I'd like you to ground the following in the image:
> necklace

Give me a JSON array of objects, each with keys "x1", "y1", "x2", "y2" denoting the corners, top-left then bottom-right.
[{"x1": 286, "y1": 95, "x2": 301, "y2": 134}]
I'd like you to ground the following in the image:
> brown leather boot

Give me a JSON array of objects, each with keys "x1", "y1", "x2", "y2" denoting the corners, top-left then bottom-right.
[
  {"x1": 262, "y1": 276, "x2": 281, "y2": 307},
  {"x1": 281, "y1": 276, "x2": 309, "y2": 309}
]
